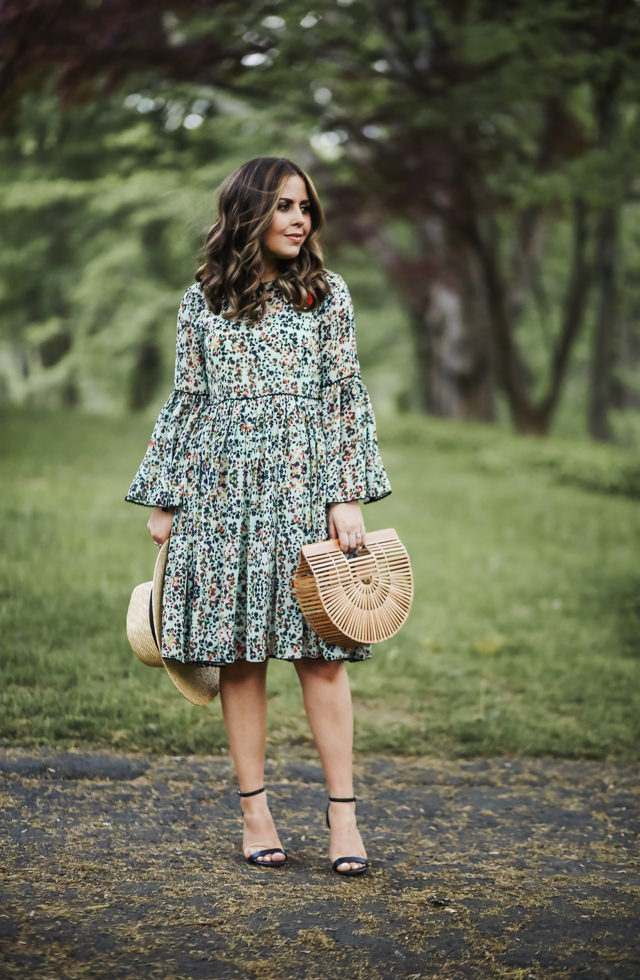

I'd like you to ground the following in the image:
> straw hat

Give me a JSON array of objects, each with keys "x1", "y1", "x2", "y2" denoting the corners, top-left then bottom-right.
[{"x1": 126, "y1": 539, "x2": 220, "y2": 705}]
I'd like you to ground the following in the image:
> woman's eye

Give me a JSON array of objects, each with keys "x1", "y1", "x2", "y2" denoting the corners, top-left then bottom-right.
[{"x1": 277, "y1": 202, "x2": 310, "y2": 213}]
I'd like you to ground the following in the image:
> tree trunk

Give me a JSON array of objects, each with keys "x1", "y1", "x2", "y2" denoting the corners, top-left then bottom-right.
[
  {"x1": 470, "y1": 218, "x2": 550, "y2": 434},
  {"x1": 470, "y1": 198, "x2": 592, "y2": 435},
  {"x1": 588, "y1": 205, "x2": 618, "y2": 441},
  {"x1": 588, "y1": 59, "x2": 621, "y2": 442},
  {"x1": 407, "y1": 218, "x2": 495, "y2": 420}
]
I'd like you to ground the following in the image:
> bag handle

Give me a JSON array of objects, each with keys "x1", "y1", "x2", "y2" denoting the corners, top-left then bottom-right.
[{"x1": 300, "y1": 527, "x2": 399, "y2": 559}]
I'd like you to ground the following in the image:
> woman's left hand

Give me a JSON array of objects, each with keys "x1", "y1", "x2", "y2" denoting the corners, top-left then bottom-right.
[
  {"x1": 327, "y1": 501, "x2": 365, "y2": 553},
  {"x1": 147, "y1": 506, "x2": 174, "y2": 547}
]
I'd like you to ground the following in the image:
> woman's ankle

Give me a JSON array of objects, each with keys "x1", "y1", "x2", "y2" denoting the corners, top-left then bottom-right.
[{"x1": 240, "y1": 791, "x2": 270, "y2": 816}]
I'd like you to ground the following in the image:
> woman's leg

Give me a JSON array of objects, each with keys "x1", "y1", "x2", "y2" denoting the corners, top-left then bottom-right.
[
  {"x1": 294, "y1": 658, "x2": 367, "y2": 872},
  {"x1": 219, "y1": 659, "x2": 285, "y2": 863}
]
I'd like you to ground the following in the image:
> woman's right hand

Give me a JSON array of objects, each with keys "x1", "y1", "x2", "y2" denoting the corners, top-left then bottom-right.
[{"x1": 147, "y1": 506, "x2": 174, "y2": 547}]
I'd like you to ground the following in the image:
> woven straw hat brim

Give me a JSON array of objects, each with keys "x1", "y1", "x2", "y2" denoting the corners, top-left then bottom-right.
[
  {"x1": 126, "y1": 582, "x2": 163, "y2": 667},
  {"x1": 161, "y1": 659, "x2": 220, "y2": 705},
  {"x1": 127, "y1": 539, "x2": 220, "y2": 705},
  {"x1": 150, "y1": 539, "x2": 170, "y2": 649}
]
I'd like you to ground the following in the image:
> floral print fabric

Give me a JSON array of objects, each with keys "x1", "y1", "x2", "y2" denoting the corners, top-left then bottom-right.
[{"x1": 125, "y1": 270, "x2": 391, "y2": 665}]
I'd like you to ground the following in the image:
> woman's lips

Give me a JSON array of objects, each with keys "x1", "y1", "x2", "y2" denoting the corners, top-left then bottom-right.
[{"x1": 286, "y1": 234, "x2": 304, "y2": 243}]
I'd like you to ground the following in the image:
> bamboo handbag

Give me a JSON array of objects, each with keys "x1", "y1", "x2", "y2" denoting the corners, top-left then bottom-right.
[{"x1": 293, "y1": 528, "x2": 413, "y2": 647}]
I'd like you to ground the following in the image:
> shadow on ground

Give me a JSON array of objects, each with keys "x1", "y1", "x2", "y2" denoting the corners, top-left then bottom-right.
[{"x1": 1, "y1": 749, "x2": 639, "y2": 979}]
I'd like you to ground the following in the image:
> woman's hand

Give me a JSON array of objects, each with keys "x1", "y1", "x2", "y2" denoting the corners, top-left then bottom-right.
[
  {"x1": 147, "y1": 506, "x2": 174, "y2": 547},
  {"x1": 327, "y1": 501, "x2": 365, "y2": 553}
]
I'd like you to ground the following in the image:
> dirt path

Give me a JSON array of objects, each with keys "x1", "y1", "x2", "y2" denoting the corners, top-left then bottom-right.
[{"x1": 1, "y1": 749, "x2": 638, "y2": 979}]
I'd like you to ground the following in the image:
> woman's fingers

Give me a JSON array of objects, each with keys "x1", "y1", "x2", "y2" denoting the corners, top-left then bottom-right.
[
  {"x1": 336, "y1": 523, "x2": 366, "y2": 553},
  {"x1": 327, "y1": 502, "x2": 365, "y2": 552},
  {"x1": 339, "y1": 529, "x2": 351, "y2": 552}
]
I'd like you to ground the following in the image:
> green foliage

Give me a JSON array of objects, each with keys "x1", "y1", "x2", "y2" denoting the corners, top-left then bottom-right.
[
  {"x1": 0, "y1": 92, "x2": 268, "y2": 411},
  {"x1": 1, "y1": 407, "x2": 638, "y2": 759},
  {"x1": 2, "y1": 0, "x2": 640, "y2": 439}
]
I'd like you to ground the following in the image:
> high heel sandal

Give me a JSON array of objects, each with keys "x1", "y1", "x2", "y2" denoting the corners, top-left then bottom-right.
[
  {"x1": 238, "y1": 787, "x2": 287, "y2": 867},
  {"x1": 326, "y1": 795, "x2": 369, "y2": 877}
]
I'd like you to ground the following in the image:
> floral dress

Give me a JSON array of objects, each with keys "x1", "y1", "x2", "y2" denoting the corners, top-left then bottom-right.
[{"x1": 125, "y1": 270, "x2": 391, "y2": 665}]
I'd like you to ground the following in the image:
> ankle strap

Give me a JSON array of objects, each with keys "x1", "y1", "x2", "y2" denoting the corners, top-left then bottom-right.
[
  {"x1": 238, "y1": 786, "x2": 265, "y2": 798},
  {"x1": 328, "y1": 795, "x2": 357, "y2": 803}
]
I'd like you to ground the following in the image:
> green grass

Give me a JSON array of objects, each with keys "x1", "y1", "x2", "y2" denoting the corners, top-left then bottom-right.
[{"x1": 1, "y1": 407, "x2": 639, "y2": 760}]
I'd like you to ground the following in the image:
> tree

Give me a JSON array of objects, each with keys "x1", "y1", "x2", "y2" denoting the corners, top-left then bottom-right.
[
  {"x1": 2, "y1": 0, "x2": 640, "y2": 436},
  {"x1": 265, "y1": 0, "x2": 640, "y2": 435}
]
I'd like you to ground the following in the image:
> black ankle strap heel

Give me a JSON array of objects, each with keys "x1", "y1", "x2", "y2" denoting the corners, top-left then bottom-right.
[
  {"x1": 325, "y1": 795, "x2": 368, "y2": 877},
  {"x1": 326, "y1": 795, "x2": 357, "y2": 827},
  {"x1": 237, "y1": 786, "x2": 287, "y2": 867}
]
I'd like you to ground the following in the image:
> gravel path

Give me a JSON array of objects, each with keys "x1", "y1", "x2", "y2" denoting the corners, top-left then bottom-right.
[{"x1": 1, "y1": 749, "x2": 638, "y2": 979}]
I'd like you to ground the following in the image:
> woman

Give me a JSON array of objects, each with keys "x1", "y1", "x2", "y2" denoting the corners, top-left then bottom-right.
[{"x1": 125, "y1": 157, "x2": 391, "y2": 875}]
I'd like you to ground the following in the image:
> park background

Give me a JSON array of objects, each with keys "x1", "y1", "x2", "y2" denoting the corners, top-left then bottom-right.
[{"x1": 1, "y1": 0, "x2": 639, "y2": 761}]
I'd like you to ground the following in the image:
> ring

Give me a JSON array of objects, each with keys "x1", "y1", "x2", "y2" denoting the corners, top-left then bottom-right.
[{"x1": 356, "y1": 533, "x2": 362, "y2": 539}]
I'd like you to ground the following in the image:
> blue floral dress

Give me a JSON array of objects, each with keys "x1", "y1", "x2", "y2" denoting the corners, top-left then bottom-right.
[{"x1": 125, "y1": 270, "x2": 391, "y2": 665}]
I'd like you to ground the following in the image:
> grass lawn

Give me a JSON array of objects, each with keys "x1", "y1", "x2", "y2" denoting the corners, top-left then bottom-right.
[{"x1": 1, "y1": 407, "x2": 639, "y2": 759}]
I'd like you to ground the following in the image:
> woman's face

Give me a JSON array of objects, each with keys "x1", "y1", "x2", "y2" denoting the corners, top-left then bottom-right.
[{"x1": 261, "y1": 174, "x2": 313, "y2": 273}]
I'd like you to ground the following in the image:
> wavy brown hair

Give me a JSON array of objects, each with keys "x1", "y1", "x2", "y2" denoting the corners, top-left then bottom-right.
[{"x1": 196, "y1": 157, "x2": 330, "y2": 322}]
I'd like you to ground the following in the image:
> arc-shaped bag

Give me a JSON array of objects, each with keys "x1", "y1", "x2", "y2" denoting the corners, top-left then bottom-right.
[{"x1": 293, "y1": 528, "x2": 413, "y2": 647}]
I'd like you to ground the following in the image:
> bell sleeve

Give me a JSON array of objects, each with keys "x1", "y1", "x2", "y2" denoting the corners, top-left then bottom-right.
[
  {"x1": 125, "y1": 285, "x2": 209, "y2": 509},
  {"x1": 320, "y1": 272, "x2": 392, "y2": 506}
]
